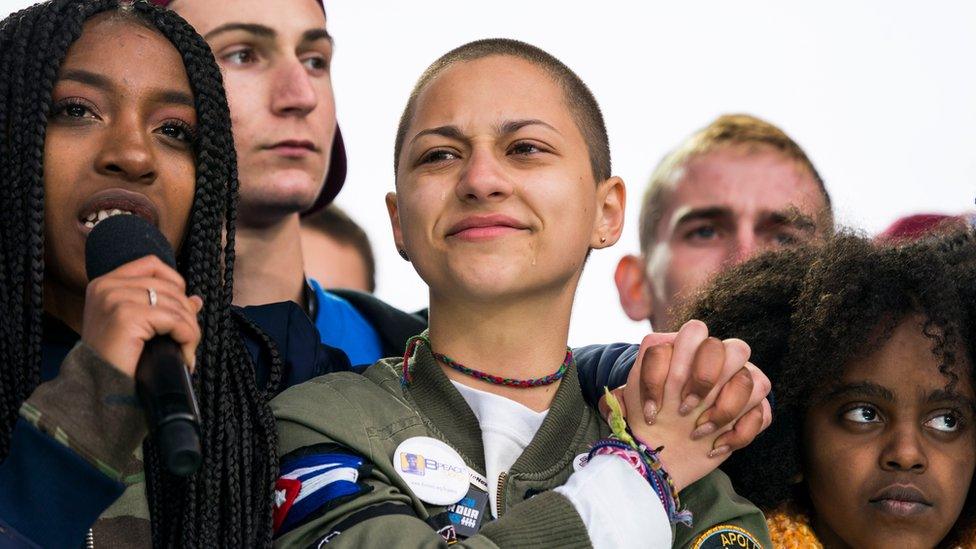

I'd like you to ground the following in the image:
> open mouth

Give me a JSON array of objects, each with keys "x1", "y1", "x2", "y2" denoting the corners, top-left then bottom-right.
[
  {"x1": 83, "y1": 208, "x2": 134, "y2": 229},
  {"x1": 78, "y1": 190, "x2": 159, "y2": 232}
]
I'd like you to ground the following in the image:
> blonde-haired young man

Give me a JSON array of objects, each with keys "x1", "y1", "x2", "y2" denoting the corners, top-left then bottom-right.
[{"x1": 616, "y1": 114, "x2": 834, "y2": 330}]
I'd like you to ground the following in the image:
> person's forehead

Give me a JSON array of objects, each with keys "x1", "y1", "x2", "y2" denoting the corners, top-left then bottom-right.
[
  {"x1": 412, "y1": 56, "x2": 574, "y2": 132},
  {"x1": 171, "y1": 0, "x2": 326, "y2": 36},
  {"x1": 662, "y1": 147, "x2": 825, "y2": 221},
  {"x1": 64, "y1": 16, "x2": 188, "y2": 86},
  {"x1": 843, "y1": 317, "x2": 975, "y2": 399}
]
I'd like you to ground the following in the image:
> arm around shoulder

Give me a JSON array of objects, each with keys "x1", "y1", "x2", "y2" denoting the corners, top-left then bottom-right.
[{"x1": 573, "y1": 343, "x2": 638, "y2": 407}]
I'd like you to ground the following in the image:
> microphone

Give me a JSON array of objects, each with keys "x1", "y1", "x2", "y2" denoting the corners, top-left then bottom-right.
[{"x1": 85, "y1": 215, "x2": 202, "y2": 476}]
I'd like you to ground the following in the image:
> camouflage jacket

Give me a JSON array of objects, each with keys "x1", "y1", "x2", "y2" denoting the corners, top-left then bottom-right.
[{"x1": 0, "y1": 303, "x2": 350, "y2": 548}]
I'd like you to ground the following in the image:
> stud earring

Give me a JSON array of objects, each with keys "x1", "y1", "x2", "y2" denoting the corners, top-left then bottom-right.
[{"x1": 398, "y1": 249, "x2": 409, "y2": 261}]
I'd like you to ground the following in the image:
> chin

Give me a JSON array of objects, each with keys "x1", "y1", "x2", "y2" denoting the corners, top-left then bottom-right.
[
  {"x1": 240, "y1": 170, "x2": 323, "y2": 210},
  {"x1": 238, "y1": 188, "x2": 321, "y2": 226},
  {"x1": 451, "y1": 268, "x2": 546, "y2": 303},
  {"x1": 847, "y1": 532, "x2": 937, "y2": 549}
]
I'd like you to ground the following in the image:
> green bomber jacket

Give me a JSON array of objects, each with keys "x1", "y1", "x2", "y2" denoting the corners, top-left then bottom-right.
[{"x1": 272, "y1": 341, "x2": 771, "y2": 548}]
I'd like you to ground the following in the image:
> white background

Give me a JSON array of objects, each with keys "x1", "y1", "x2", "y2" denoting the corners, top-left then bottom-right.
[{"x1": 5, "y1": 0, "x2": 975, "y2": 345}]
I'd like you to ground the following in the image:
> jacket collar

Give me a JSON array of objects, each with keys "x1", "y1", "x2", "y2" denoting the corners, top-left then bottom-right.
[{"x1": 404, "y1": 332, "x2": 588, "y2": 476}]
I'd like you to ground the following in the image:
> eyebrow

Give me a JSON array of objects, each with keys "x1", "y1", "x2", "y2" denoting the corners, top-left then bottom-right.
[
  {"x1": 409, "y1": 125, "x2": 465, "y2": 146},
  {"x1": 60, "y1": 69, "x2": 110, "y2": 89},
  {"x1": 926, "y1": 388, "x2": 976, "y2": 412},
  {"x1": 823, "y1": 381, "x2": 896, "y2": 403},
  {"x1": 673, "y1": 207, "x2": 731, "y2": 227},
  {"x1": 203, "y1": 23, "x2": 333, "y2": 45},
  {"x1": 301, "y1": 28, "x2": 333, "y2": 44},
  {"x1": 672, "y1": 206, "x2": 819, "y2": 231},
  {"x1": 762, "y1": 208, "x2": 818, "y2": 232},
  {"x1": 59, "y1": 69, "x2": 194, "y2": 109},
  {"x1": 409, "y1": 119, "x2": 558, "y2": 147},
  {"x1": 156, "y1": 90, "x2": 195, "y2": 109},
  {"x1": 497, "y1": 119, "x2": 559, "y2": 136},
  {"x1": 203, "y1": 22, "x2": 276, "y2": 41}
]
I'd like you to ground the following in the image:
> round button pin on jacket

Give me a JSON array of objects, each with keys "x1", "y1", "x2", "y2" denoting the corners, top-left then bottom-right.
[{"x1": 393, "y1": 436, "x2": 470, "y2": 506}]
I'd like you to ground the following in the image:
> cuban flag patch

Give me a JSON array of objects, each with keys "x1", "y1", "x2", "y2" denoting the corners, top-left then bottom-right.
[{"x1": 273, "y1": 447, "x2": 373, "y2": 536}]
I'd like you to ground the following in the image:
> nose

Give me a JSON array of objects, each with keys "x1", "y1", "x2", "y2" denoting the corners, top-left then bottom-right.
[
  {"x1": 94, "y1": 115, "x2": 156, "y2": 184},
  {"x1": 727, "y1": 227, "x2": 759, "y2": 266},
  {"x1": 455, "y1": 148, "x2": 514, "y2": 203},
  {"x1": 879, "y1": 423, "x2": 928, "y2": 473},
  {"x1": 270, "y1": 58, "x2": 318, "y2": 117}
]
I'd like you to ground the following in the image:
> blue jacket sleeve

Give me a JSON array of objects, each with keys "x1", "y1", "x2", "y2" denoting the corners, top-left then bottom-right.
[
  {"x1": 572, "y1": 343, "x2": 638, "y2": 407},
  {"x1": 0, "y1": 418, "x2": 124, "y2": 548}
]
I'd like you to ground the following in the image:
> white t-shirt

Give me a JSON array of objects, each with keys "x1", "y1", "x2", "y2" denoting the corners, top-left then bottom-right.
[{"x1": 452, "y1": 380, "x2": 672, "y2": 548}]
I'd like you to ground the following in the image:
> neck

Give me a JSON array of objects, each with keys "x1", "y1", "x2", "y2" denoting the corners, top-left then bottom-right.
[
  {"x1": 427, "y1": 285, "x2": 576, "y2": 412},
  {"x1": 233, "y1": 213, "x2": 307, "y2": 307},
  {"x1": 43, "y1": 279, "x2": 84, "y2": 334}
]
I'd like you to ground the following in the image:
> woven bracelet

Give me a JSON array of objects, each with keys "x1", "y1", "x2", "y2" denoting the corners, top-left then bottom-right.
[{"x1": 593, "y1": 388, "x2": 693, "y2": 526}]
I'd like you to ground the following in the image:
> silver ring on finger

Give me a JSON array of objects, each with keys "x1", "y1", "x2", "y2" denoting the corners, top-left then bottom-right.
[{"x1": 148, "y1": 287, "x2": 158, "y2": 307}]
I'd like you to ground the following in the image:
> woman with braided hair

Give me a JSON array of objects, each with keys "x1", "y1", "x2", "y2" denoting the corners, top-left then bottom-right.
[
  {"x1": 683, "y1": 232, "x2": 976, "y2": 548},
  {"x1": 0, "y1": 0, "x2": 349, "y2": 546}
]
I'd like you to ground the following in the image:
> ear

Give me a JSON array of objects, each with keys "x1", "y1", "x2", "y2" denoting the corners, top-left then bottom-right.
[
  {"x1": 591, "y1": 176, "x2": 626, "y2": 248},
  {"x1": 614, "y1": 254, "x2": 653, "y2": 322},
  {"x1": 385, "y1": 192, "x2": 405, "y2": 253}
]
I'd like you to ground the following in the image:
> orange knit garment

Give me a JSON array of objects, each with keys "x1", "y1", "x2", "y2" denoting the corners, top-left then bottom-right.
[
  {"x1": 766, "y1": 504, "x2": 976, "y2": 549},
  {"x1": 765, "y1": 506, "x2": 823, "y2": 549}
]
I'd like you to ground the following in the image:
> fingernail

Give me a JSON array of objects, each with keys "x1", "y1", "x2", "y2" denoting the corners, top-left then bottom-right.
[
  {"x1": 707, "y1": 445, "x2": 730, "y2": 459},
  {"x1": 643, "y1": 401, "x2": 658, "y2": 425},
  {"x1": 691, "y1": 422, "x2": 716, "y2": 440},
  {"x1": 678, "y1": 395, "x2": 700, "y2": 416}
]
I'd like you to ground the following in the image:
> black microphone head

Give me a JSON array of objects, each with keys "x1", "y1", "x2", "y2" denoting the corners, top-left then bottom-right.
[{"x1": 85, "y1": 215, "x2": 177, "y2": 280}]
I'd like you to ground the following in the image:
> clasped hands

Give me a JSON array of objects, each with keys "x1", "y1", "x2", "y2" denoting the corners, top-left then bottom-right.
[{"x1": 598, "y1": 320, "x2": 773, "y2": 492}]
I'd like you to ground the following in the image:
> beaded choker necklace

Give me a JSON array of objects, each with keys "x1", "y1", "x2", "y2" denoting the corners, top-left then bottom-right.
[{"x1": 401, "y1": 335, "x2": 571, "y2": 388}]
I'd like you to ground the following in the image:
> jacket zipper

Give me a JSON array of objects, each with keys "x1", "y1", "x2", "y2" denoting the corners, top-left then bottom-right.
[
  {"x1": 495, "y1": 471, "x2": 508, "y2": 518},
  {"x1": 86, "y1": 528, "x2": 94, "y2": 549}
]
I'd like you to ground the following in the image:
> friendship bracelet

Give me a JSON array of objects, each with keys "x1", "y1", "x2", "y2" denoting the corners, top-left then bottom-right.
[
  {"x1": 596, "y1": 388, "x2": 693, "y2": 526},
  {"x1": 629, "y1": 432, "x2": 693, "y2": 527},
  {"x1": 588, "y1": 439, "x2": 648, "y2": 478}
]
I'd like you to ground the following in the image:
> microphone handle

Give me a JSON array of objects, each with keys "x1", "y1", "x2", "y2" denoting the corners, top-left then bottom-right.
[{"x1": 136, "y1": 336, "x2": 202, "y2": 476}]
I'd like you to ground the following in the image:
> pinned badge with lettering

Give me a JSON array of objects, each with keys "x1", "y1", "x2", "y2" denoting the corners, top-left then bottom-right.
[
  {"x1": 691, "y1": 524, "x2": 763, "y2": 549},
  {"x1": 393, "y1": 436, "x2": 470, "y2": 505}
]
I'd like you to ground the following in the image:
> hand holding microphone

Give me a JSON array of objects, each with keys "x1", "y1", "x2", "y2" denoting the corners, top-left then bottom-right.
[{"x1": 83, "y1": 215, "x2": 204, "y2": 476}]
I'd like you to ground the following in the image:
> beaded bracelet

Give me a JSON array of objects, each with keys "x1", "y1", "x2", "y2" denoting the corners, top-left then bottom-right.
[{"x1": 591, "y1": 389, "x2": 693, "y2": 526}]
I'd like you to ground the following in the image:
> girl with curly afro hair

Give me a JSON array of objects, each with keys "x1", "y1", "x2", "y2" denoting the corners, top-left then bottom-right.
[{"x1": 682, "y1": 231, "x2": 976, "y2": 548}]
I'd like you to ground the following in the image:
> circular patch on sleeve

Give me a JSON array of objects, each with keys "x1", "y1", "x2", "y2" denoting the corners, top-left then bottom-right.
[{"x1": 691, "y1": 524, "x2": 763, "y2": 549}]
